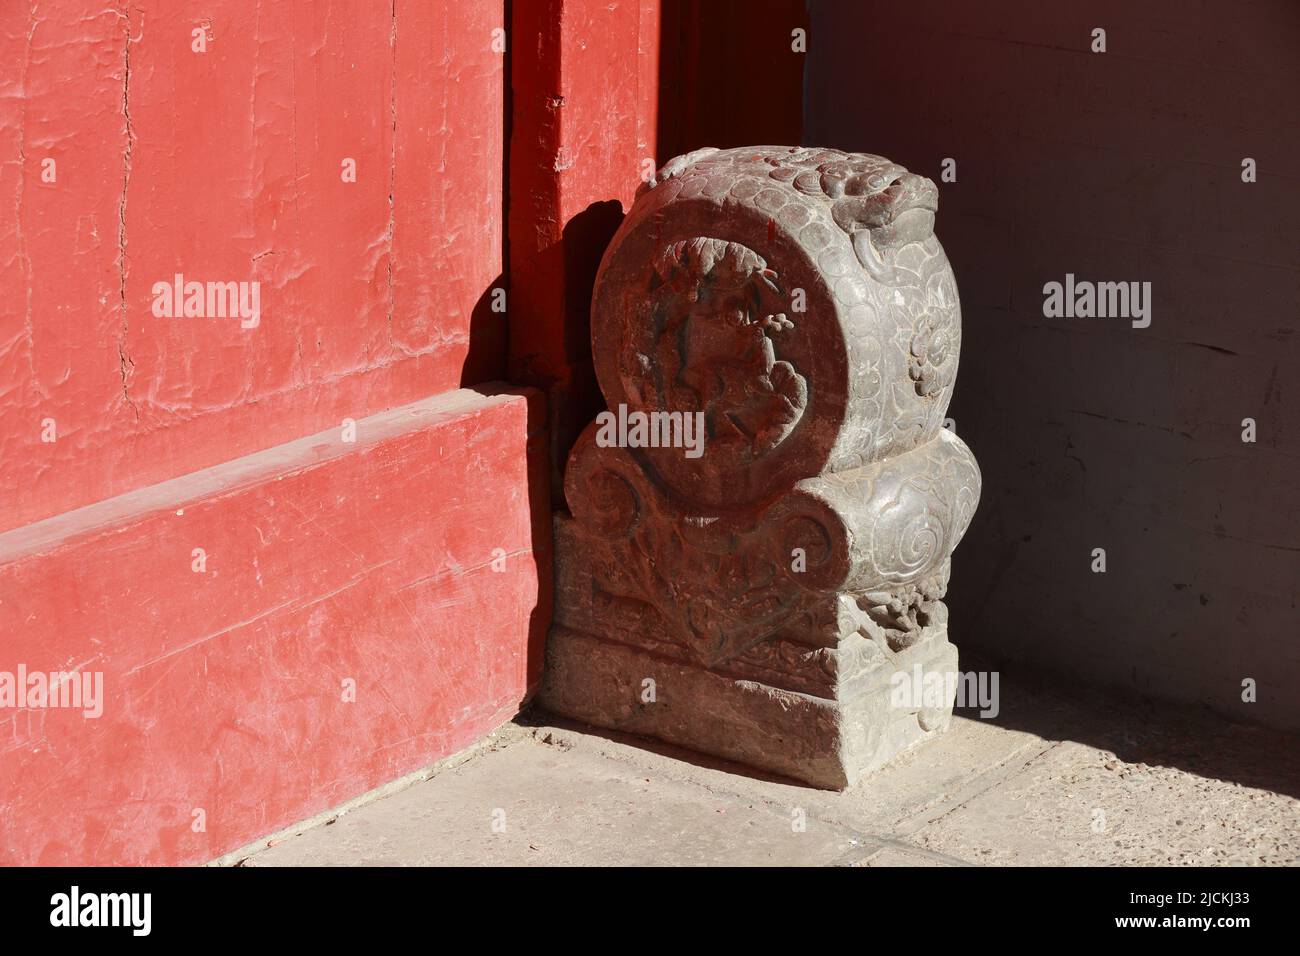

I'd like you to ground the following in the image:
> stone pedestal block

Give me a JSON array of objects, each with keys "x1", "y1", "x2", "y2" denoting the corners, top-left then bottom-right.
[{"x1": 538, "y1": 146, "x2": 981, "y2": 788}]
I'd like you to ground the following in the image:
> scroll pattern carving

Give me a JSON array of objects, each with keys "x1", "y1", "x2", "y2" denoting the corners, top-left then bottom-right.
[{"x1": 560, "y1": 146, "x2": 981, "y2": 685}]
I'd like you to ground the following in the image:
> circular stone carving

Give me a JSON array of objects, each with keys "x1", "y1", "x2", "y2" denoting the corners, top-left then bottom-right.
[{"x1": 591, "y1": 146, "x2": 961, "y2": 511}]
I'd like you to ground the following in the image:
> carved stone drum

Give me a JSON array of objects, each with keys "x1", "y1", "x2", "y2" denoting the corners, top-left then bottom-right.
[{"x1": 538, "y1": 146, "x2": 981, "y2": 788}]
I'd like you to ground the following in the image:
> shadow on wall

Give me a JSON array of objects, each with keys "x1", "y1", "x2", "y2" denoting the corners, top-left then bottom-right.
[
  {"x1": 530, "y1": 0, "x2": 810, "y2": 490},
  {"x1": 463, "y1": 376, "x2": 556, "y2": 701},
  {"x1": 656, "y1": 0, "x2": 807, "y2": 162},
  {"x1": 462, "y1": 278, "x2": 510, "y2": 388},
  {"x1": 504, "y1": 200, "x2": 627, "y2": 498},
  {"x1": 804, "y1": 0, "x2": 1300, "y2": 733},
  {"x1": 550, "y1": 201, "x2": 628, "y2": 496}
]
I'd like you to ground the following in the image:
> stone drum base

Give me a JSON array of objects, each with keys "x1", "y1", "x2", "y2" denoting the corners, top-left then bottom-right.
[
  {"x1": 539, "y1": 623, "x2": 960, "y2": 790},
  {"x1": 544, "y1": 146, "x2": 981, "y2": 793}
]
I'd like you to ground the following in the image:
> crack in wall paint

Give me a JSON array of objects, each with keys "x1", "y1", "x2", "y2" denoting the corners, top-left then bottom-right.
[{"x1": 116, "y1": 2, "x2": 139, "y2": 420}]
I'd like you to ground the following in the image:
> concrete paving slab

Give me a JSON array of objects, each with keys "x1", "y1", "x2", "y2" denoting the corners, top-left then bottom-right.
[
  {"x1": 912, "y1": 738, "x2": 1300, "y2": 866},
  {"x1": 232, "y1": 666, "x2": 1300, "y2": 867},
  {"x1": 852, "y1": 846, "x2": 956, "y2": 867},
  {"x1": 243, "y1": 733, "x2": 869, "y2": 867}
]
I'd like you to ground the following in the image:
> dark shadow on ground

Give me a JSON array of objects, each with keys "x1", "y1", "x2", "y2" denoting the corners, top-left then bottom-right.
[
  {"x1": 515, "y1": 705, "x2": 815, "y2": 789},
  {"x1": 527, "y1": 647, "x2": 1300, "y2": 800},
  {"x1": 954, "y1": 648, "x2": 1300, "y2": 801}
]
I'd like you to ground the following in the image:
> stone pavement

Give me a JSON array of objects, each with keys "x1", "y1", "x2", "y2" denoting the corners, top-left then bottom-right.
[{"x1": 228, "y1": 660, "x2": 1300, "y2": 867}]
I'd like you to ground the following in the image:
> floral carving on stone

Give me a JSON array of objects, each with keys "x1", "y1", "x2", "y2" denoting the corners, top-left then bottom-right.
[{"x1": 541, "y1": 146, "x2": 983, "y2": 789}]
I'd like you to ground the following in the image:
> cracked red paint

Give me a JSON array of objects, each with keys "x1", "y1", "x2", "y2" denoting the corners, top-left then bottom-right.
[
  {"x1": 0, "y1": 1, "x2": 543, "y2": 866},
  {"x1": 0, "y1": 389, "x2": 547, "y2": 865},
  {"x1": 0, "y1": 0, "x2": 506, "y2": 533}
]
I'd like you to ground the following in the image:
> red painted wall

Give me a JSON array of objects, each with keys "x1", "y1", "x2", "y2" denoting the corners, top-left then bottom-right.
[
  {"x1": 0, "y1": 1, "x2": 555, "y2": 865},
  {"x1": 0, "y1": 390, "x2": 546, "y2": 865},
  {"x1": 1, "y1": 0, "x2": 506, "y2": 534},
  {"x1": 506, "y1": 0, "x2": 807, "y2": 482},
  {"x1": 508, "y1": 0, "x2": 661, "y2": 484}
]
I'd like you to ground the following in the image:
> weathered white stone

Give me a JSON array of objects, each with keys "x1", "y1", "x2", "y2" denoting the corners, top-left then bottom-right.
[{"x1": 539, "y1": 146, "x2": 981, "y2": 788}]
